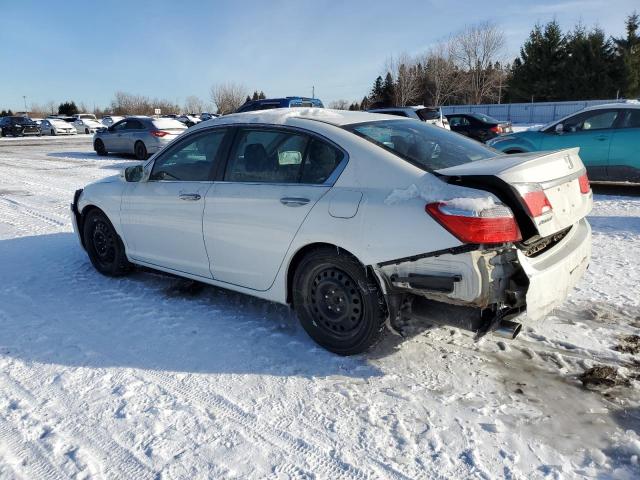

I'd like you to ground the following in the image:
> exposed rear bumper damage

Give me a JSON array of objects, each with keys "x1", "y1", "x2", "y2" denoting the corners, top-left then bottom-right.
[{"x1": 373, "y1": 218, "x2": 591, "y2": 339}]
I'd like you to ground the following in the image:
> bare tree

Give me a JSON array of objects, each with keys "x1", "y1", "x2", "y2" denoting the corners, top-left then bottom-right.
[
  {"x1": 184, "y1": 95, "x2": 207, "y2": 114},
  {"x1": 45, "y1": 100, "x2": 57, "y2": 115},
  {"x1": 385, "y1": 53, "x2": 421, "y2": 106},
  {"x1": 209, "y1": 83, "x2": 247, "y2": 114},
  {"x1": 110, "y1": 91, "x2": 180, "y2": 116},
  {"x1": 328, "y1": 99, "x2": 350, "y2": 110},
  {"x1": 420, "y1": 41, "x2": 462, "y2": 106},
  {"x1": 452, "y1": 22, "x2": 506, "y2": 104}
]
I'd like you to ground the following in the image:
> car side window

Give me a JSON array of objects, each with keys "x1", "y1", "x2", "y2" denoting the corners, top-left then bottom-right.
[
  {"x1": 299, "y1": 139, "x2": 344, "y2": 184},
  {"x1": 126, "y1": 120, "x2": 143, "y2": 130},
  {"x1": 113, "y1": 121, "x2": 127, "y2": 131},
  {"x1": 150, "y1": 129, "x2": 226, "y2": 182},
  {"x1": 618, "y1": 109, "x2": 640, "y2": 129},
  {"x1": 384, "y1": 111, "x2": 409, "y2": 118},
  {"x1": 449, "y1": 116, "x2": 469, "y2": 127},
  {"x1": 563, "y1": 110, "x2": 619, "y2": 132},
  {"x1": 224, "y1": 129, "x2": 309, "y2": 183}
]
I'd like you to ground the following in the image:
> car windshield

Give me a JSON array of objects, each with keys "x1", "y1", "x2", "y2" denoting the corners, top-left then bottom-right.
[
  {"x1": 152, "y1": 118, "x2": 187, "y2": 130},
  {"x1": 417, "y1": 108, "x2": 441, "y2": 121},
  {"x1": 345, "y1": 119, "x2": 497, "y2": 171},
  {"x1": 470, "y1": 113, "x2": 499, "y2": 123}
]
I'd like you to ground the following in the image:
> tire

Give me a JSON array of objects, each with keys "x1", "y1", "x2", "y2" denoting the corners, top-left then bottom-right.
[
  {"x1": 134, "y1": 141, "x2": 148, "y2": 160},
  {"x1": 94, "y1": 139, "x2": 107, "y2": 156},
  {"x1": 50, "y1": 129, "x2": 56, "y2": 136},
  {"x1": 292, "y1": 248, "x2": 387, "y2": 355},
  {"x1": 85, "y1": 128, "x2": 90, "y2": 134},
  {"x1": 82, "y1": 209, "x2": 132, "y2": 276},
  {"x1": 504, "y1": 149, "x2": 524, "y2": 154}
]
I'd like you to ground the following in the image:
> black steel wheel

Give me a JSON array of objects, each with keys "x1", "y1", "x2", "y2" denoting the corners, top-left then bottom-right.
[
  {"x1": 83, "y1": 209, "x2": 132, "y2": 276},
  {"x1": 134, "y1": 141, "x2": 148, "y2": 160},
  {"x1": 293, "y1": 247, "x2": 386, "y2": 355},
  {"x1": 94, "y1": 139, "x2": 107, "y2": 156}
]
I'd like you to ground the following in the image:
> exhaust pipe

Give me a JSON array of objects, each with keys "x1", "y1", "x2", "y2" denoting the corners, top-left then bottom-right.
[{"x1": 492, "y1": 320, "x2": 522, "y2": 339}]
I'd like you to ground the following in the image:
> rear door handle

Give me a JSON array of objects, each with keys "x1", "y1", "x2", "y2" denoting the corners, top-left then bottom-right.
[
  {"x1": 179, "y1": 193, "x2": 201, "y2": 201},
  {"x1": 596, "y1": 135, "x2": 608, "y2": 141},
  {"x1": 280, "y1": 197, "x2": 310, "y2": 207}
]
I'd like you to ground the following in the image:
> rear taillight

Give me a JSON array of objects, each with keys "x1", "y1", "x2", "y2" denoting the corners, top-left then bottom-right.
[
  {"x1": 425, "y1": 201, "x2": 522, "y2": 244},
  {"x1": 578, "y1": 173, "x2": 590, "y2": 194},
  {"x1": 515, "y1": 184, "x2": 553, "y2": 217},
  {"x1": 489, "y1": 126, "x2": 500, "y2": 134},
  {"x1": 151, "y1": 130, "x2": 169, "y2": 137}
]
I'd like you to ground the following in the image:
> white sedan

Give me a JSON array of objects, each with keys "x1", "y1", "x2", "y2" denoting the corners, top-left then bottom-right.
[
  {"x1": 74, "y1": 118, "x2": 104, "y2": 134},
  {"x1": 41, "y1": 118, "x2": 77, "y2": 135},
  {"x1": 71, "y1": 109, "x2": 592, "y2": 355}
]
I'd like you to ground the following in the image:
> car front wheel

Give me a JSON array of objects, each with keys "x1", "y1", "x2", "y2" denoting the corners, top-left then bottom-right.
[
  {"x1": 94, "y1": 139, "x2": 107, "y2": 156},
  {"x1": 292, "y1": 248, "x2": 387, "y2": 355},
  {"x1": 83, "y1": 209, "x2": 132, "y2": 276}
]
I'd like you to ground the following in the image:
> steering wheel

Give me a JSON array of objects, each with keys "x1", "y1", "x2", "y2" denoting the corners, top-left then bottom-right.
[{"x1": 152, "y1": 170, "x2": 179, "y2": 180}]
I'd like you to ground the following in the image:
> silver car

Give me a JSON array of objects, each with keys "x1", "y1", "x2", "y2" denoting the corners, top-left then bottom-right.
[{"x1": 93, "y1": 117, "x2": 187, "y2": 159}]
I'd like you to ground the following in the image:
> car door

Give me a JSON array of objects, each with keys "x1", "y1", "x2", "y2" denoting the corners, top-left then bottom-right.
[
  {"x1": 40, "y1": 120, "x2": 50, "y2": 135},
  {"x1": 608, "y1": 108, "x2": 640, "y2": 182},
  {"x1": 123, "y1": 119, "x2": 144, "y2": 154},
  {"x1": 120, "y1": 128, "x2": 228, "y2": 277},
  {"x1": 203, "y1": 127, "x2": 346, "y2": 291},
  {"x1": 106, "y1": 120, "x2": 128, "y2": 152},
  {"x1": 540, "y1": 109, "x2": 620, "y2": 180}
]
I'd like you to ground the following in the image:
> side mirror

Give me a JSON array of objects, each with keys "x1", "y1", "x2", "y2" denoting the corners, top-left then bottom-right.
[
  {"x1": 123, "y1": 164, "x2": 144, "y2": 182},
  {"x1": 555, "y1": 123, "x2": 564, "y2": 134}
]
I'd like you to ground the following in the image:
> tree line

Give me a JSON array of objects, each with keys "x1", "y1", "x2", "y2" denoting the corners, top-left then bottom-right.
[{"x1": 340, "y1": 12, "x2": 639, "y2": 110}]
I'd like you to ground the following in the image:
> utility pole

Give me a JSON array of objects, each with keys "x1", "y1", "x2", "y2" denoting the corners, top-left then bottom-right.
[
  {"x1": 312, "y1": 86, "x2": 315, "y2": 99},
  {"x1": 23, "y1": 96, "x2": 27, "y2": 114}
]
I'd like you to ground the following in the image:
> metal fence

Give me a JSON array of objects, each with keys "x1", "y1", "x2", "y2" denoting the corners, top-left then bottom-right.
[{"x1": 441, "y1": 99, "x2": 631, "y2": 124}]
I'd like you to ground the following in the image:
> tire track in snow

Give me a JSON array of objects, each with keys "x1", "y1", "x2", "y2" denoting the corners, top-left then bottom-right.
[
  {"x1": 136, "y1": 370, "x2": 370, "y2": 480},
  {"x1": 0, "y1": 416, "x2": 66, "y2": 480},
  {"x1": 0, "y1": 370, "x2": 156, "y2": 480},
  {"x1": 0, "y1": 196, "x2": 67, "y2": 228}
]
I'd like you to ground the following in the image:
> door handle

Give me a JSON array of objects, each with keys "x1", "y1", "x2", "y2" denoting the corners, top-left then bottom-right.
[
  {"x1": 280, "y1": 197, "x2": 310, "y2": 207},
  {"x1": 596, "y1": 136, "x2": 608, "y2": 141},
  {"x1": 179, "y1": 193, "x2": 201, "y2": 201}
]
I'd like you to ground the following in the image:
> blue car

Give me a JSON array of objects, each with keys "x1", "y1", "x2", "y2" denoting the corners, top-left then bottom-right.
[
  {"x1": 236, "y1": 96, "x2": 324, "y2": 113},
  {"x1": 487, "y1": 103, "x2": 640, "y2": 182}
]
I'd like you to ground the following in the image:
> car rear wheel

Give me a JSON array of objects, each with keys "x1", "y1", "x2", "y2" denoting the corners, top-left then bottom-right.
[
  {"x1": 85, "y1": 128, "x2": 90, "y2": 134},
  {"x1": 292, "y1": 248, "x2": 387, "y2": 355},
  {"x1": 134, "y1": 141, "x2": 148, "y2": 160},
  {"x1": 50, "y1": 128, "x2": 56, "y2": 136},
  {"x1": 94, "y1": 139, "x2": 107, "y2": 156},
  {"x1": 83, "y1": 209, "x2": 132, "y2": 276}
]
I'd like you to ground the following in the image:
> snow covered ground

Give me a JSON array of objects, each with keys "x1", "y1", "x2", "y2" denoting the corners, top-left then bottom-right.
[{"x1": 0, "y1": 136, "x2": 639, "y2": 479}]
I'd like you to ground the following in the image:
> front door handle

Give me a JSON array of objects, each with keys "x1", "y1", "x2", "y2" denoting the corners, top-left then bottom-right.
[
  {"x1": 179, "y1": 193, "x2": 201, "y2": 201},
  {"x1": 596, "y1": 135, "x2": 608, "y2": 141},
  {"x1": 280, "y1": 197, "x2": 310, "y2": 207}
]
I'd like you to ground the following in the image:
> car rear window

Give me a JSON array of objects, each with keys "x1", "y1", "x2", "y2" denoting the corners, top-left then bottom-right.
[
  {"x1": 152, "y1": 119, "x2": 187, "y2": 130},
  {"x1": 345, "y1": 119, "x2": 497, "y2": 171},
  {"x1": 416, "y1": 108, "x2": 440, "y2": 121}
]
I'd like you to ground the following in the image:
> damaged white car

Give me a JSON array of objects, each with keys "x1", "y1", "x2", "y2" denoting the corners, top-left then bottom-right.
[{"x1": 71, "y1": 109, "x2": 592, "y2": 355}]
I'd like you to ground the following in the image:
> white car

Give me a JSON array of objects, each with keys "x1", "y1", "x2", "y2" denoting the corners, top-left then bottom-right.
[
  {"x1": 71, "y1": 109, "x2": 592, "y2": 355},
  {"x1": 74, "y1": 118, "x2": 104, "y2": 134},
  {"x1": 368, "y1": 106, "x2": 451, "y2": 129},
  {"x1": 41, "y1": 118, "x2": 77, "y2": 135},
  {"x1": 101, "y1": 116, "x2": 125, "y2": 127}
]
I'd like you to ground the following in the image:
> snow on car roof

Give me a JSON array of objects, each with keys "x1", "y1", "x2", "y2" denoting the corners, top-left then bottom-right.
[
  {"x1": 583, "y1": 101, "x2": 640, "y2": 111},
  {"x1": 196, "y1": 108, "x2": 398, "y2": 129}
]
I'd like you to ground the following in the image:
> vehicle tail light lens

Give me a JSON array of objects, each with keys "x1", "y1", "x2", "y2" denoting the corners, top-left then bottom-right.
[
  {"x1": 490, "y1": 126, "x2": 501, "y2": 134},
  {"x1": 578, "y1": 173, "x2": 590, "y2": 194},
  {"x1": 514, "y1": 184, "x2": 553, "y2": 217},
  {"x1": 425, "y1": 202, "x2": 522, "y2": 244},
  {"x1": 151, "y1": 130, "x2": 169, "y2": 137}
]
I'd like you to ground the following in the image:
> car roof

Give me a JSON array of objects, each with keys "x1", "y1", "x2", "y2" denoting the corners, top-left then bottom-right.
[
  {"x1": 582, "y1": 101, "x2": 640, "y2": 111},
  {"x1": 196, "y1": 108, "x2": 398, "y2": 129}
]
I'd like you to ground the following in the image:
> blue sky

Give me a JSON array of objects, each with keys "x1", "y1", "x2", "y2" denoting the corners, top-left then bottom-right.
[{"x1": 0, "y1": 0, "x2": 636, "y2": 111}]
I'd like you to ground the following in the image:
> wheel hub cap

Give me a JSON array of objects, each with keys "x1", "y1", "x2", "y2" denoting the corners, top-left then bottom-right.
[{"x1": 310, "y1": 267, "x2": 363, "y2": 337}]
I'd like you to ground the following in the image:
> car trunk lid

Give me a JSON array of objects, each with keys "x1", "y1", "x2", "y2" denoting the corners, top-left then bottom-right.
[{"x1": 436, "y1": 148, "x2": 593, "y2": 239}]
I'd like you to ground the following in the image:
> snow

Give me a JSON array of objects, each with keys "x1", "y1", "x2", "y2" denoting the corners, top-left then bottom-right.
[{"x1": 0, "y1": 136, "x2": 639, "y2": 479}]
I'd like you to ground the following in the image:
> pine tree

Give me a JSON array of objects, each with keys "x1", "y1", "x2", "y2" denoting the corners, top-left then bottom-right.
[
  {"x1": 58, "y1": 101, "x2": 78, "y2": 115},
  {"x1": 382, "y1": 72, "x2": 395, "y2": 107},
  {"x1": 245, "y1": 95, "x2": 252, "y2": 104},
  {"x1": 368, "y1": 76, "x2": 384, "y2": 106},
  {"x1": 259, "y1": 91, "x2": 266, "y2": 99},
  {"x1": 507, "y1": 21, "x2": 567, "y2": 101},
  {"x1": 614, "y1": 12, "x2": 640, "y2": 97},
  {"x1": 252, "y1": 91, "x2": 259, "y2": 101}
]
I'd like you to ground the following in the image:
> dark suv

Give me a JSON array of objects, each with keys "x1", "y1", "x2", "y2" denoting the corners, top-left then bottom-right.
[
  {"x1": 236, "y1": 97, "x2": 324, "y2": 113},
  {"x1": 0, "y1": 116, "x2": 41, "y2": 137}
]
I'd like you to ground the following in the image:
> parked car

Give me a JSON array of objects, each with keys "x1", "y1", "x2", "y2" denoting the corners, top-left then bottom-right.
[
  {"x1": 236, "y1": 97, "x2": 324, "y2": 113},
  {"x1": 40, "y1": 118, "x2": 77, "y2": 135},
  {"x1": 487, "y1": 103, "x2": 640, "y2": 182},
  {"x1": 0, "y1": 116, "x2": 41, "y2": 137},
  {"x1": 199, "y1": 112, "x2": 219, "y2": 121},
  {"x1": 73, "y1": 113, "x2": 98, "y2": 121},
  {"x1": 446, "y1": 113, "x2": 513, "y2": 142},
  {"x1": 31, "y1": 118, "x2": 44, "y2": 126},
  {"x1": 72, "y1": 109, "x2": 592, "y2": 355},
  {"x1": 93, "y1": 116, "x2": 187, "y2": 159},
  {"x1": 176, "y1": 115, "x2": 202, "y2": 127},
  {"x1": 101, "y1": 116, "x2": 125, "y2": 127},
  {"x1": 367, "y1": 106, "x2": 451, "y2": 130},
  {"x1": 74, "y1": 118, "x2": 105, "y2": 134}
]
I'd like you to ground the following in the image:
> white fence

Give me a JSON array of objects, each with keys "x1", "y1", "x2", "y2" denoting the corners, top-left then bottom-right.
[{"x1": 441, "y1": 99, "x2": 630, "y2": 124}]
